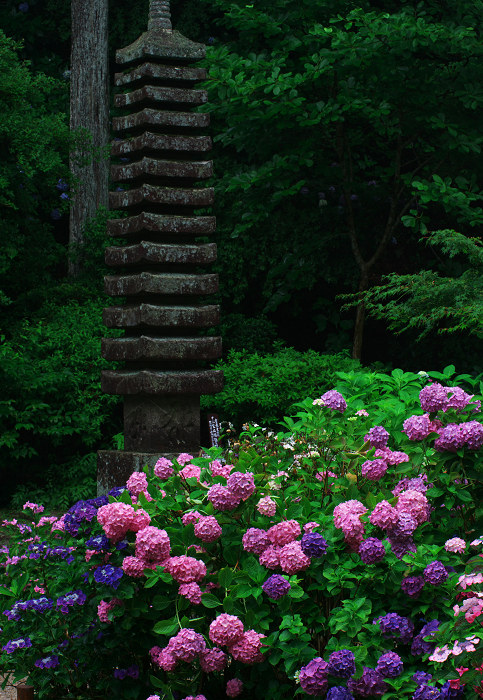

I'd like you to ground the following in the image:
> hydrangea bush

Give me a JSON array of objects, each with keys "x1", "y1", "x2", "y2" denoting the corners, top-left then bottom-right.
[{"x1": 1, "y1": 369, "x2": 482, "y2": 699}]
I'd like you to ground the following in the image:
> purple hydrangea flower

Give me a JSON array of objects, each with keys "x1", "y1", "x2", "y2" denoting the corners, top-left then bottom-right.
[
  {"x1": 300, "y1": 532, "x2": 328, "y2": 558},
  {"x1": 413, "y1": 684, "x2": 441, "y2": 699},
  {"x1": 359, "y1": 537, "x2": 385, "y2": 564},
  {"x1": 299, "y1": 657, "x2": 329, "y2": 695},
  {"x1": 18, "y1": 2, "x2": 29, "y2": 12},
  {"x1": 364, "y1": 426, "x2": 389, "y2": 449},
  {"x1": 423, "y1": 561, "x2": 448, "y2": 586},
  {"x1": 419, "y1": 383, "x2": 449, "y2": 412},
  {"x1": 434, "y1": 424, "x2": 466, "y2": 452},
  {"x1": 327, "y1": 649, "x2": 356, "y2": 679},
  {"x1": 320, "y1": 390, "x2": 347, "y2": 413},
  {"x1": 64, "y1": 500, "x2": 97, "y2": 536},
  {"x1": 93, "y1": 564, "x2": 124, "y2": 589},
  {"x1": 402, "y1": 414, "x2": 433, "y2": 441},
  {"x1": 326, "y1": 687, "x2": 354, "y2": 699},
  {"x1": 411, "y1": 620, "x2": 439, "y2": 657},
  {"x1": 401, "y1": 576, "x2": 425, "y2": 598},
  {"x1": 56, "y1": 178, "x2": 68, "y2": 191},
  {"x1": 461, "y1": 420, "x2": 483, "y2": 450},
  {"x1": 56, "y1": 590, "x2": 86, "y2": 614},
  {"x1": 2, "y1": 637, "x2": 32, "y2": 653},
  {"x1": 262, "y1": 574, "x2": 291, "y2": 600},
  {"x1": 412, "y1": 672, "x2": 433, "y2": 686},
  {"x1": 387, "y1": 535, "x2": 417, "y2": 559},
  {"x1": 347, "y1": 667, "x2": 388, "y2": 697},
  {"x1": 108, "y1": 486, "x2": 126, "y2": 498},
  {"x1": 85, "y1": 534, "x2": 110, "y2": 551},
  {"x1": 34, "y1": 655, "x2": 60, "y2": 669},
  {"x1": 375, "y1": 613, "x2": 414, "y2": 643},
  {"x1": 440, "y1": 681, "x2": 465, "y2": 699},
  {"x1": 376, "y1": 651, "x2": 403, "y2": 678}
]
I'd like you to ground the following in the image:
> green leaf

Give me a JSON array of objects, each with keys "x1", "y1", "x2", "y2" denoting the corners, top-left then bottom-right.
[
  {"x1": 201, "y1": 592, "x2": 223, "y2": 608},
  {"x1": 218, "y1": 567, "x2": 234, "y2": 588},
  {"x1": 153, "y1": 618, "x2": 179, "y2": 636}
]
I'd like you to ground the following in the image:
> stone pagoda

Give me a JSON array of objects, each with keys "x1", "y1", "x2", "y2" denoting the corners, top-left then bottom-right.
[{"x1": 97, "y1": 0, "x2": 223, "y2": 494}]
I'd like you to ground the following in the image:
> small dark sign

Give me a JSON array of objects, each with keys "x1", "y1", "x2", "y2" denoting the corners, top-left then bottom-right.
[{"x1": 207, "y1": 413, "x2": 221, "y2": 447}]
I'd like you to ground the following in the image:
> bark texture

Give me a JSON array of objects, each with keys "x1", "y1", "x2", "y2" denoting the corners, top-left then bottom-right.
[{"x1": 69, "y1": 0, "x2": 109, "y2": 277}]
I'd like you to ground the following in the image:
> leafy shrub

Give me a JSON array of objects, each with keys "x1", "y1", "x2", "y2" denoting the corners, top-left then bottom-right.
[
  {"x1": 201, "y1": 347, "x2": 363, "y2": 427},
  {"x1": 1, "y1": 372, "x2": 482, "y2": 699}
]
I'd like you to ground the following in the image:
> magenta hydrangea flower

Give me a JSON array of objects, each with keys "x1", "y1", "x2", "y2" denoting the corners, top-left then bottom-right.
[
  {"x1": 423, "y1": 560, "x2": 448, "y2": 586},
  {"x1": 178, "y1": 582, "x2": 202, "y2": 605},
  {"x1": 126, "y1": 471, "x2": 148, "y2": 497},
  {"x1": 299, "y1": 657, "x2": 329, "y2": 696},
  {"x1": 402, "y1": 414, "x2": 433, "y2": 441},
  {"x1": 135, "y1": 526, "x2": 170, "y2": 565},
  {"x1": 361, "y1": 458, "x2": 388, "y2": 481},
  {"x1": 396, "y1": 490, "x2": 429, "y2": 525},
  {"x1": 179, "y1": 464, "x2": 201, "y2": 481},
  {"x1": 268, "y1": 519, "x2": 301, "y2": 546},
  {"x1": 177, "y1": 453, "x2": 193, "y2": 466},
  {"x1": 97, "y1": 598, "x2": 122, "y2": 623},
  {"x1": 131, "y1": 508, "x2": 151, "y2": 532},
  {"x1": 226, "y1": 679, "x2": 243, "y2": 698},
  {"x1": 320, "y1": 390, "x2": 347, "y2": 413},
  {"x1": 167, "y1": 556, "x2": 206, "y2": 584},
  {"x1": 226, "y1": 471, "x2": 256, "y2": 501},
  {"x1": 374, "y1": 448, "x2": 409, "y2": 465},
  {"x1": 199, "y1": 646, "x2": 226, "y2": 672},
  {"x1": 228, "y1": 629, "x2": 265, "y2": 664},
  {"x1": 364, "y1": 426, "x2": 390, "y2": 449},
  {"x1": 376, "y1": 651, "x2": 403, "y2": 678},
  {"x1": 259, "y1": 545, "x2": 281, "y2": 569},
  {"x1": 419, "y1": 383, "x2": 449, "y2": 412},
  {"x1": 242, "y1": 528, "x2": 270, "y2": 555},
  {"x1": 262, "y1": 574, "x2": 291, "y2": 600},
  {"x1": 210, "y1": 459, "x2": 233, "y2": 479},
  {"x1": 257, "y1": 496, "x2": 277, "y2": 516},
  {"x1": 154, "y1": 457, "x2": 174, "y2": 479},
  {"x1": 207, "y1": 484, "x2": 241, "y2": 511},
  {"x1": 209, "y1": 614, "x2": 244, "y2": 647},
  {"x1": 182, "y1": 510, "x2": 202, "y2": 526},
  {"x1": 122, "y1": 555, "x2": 146, "y2": 578},
  {"x1": 279, "y1": 541, "x2": 311, "y2": 574},
  {"x1": 359, "y1": 537, "x2": 385, "y2": 564},
  {"x1": 97, "y1": 502, "x2": 136, "y2": 542},
  {"x1": 167, "y1": 628, "x2": 206, "y2": 662},
  {"x1": 194, "y1": 516, "x2": 222, "y2": 543},
  {"x1": 369, "y1": 500, "x2": 399, "y2": 530}
]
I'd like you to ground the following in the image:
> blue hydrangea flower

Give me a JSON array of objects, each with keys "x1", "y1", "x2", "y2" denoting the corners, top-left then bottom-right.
[
  {"x1": 413, "y1": 685, "x2": 441, "y2": 699},
  {"x1": 301, "y1": 532, "x2": 328, "y2": 557},
  {"x1": 2, "y1": 637, "x2": 32, "y2": 653},
  {"x1": 56, "y1": 590, "x2": 86, "y2": 614},
  {"x1": 328, "y1": 649, "x2": 356, "y2": 679},
  {"x1": 86, "y1": 534, "x2": 110, "y2": 551},
  {"x1": 326, "y1": 687, "x2": 354, "y2": 699},
  {"x1": 108, "y1": 486, "x2": 126, "y2": 498},
  {"x1": 35, "y1": 655, "x2": 59, "y2": 669},
  {"x1": 93, "y1": 564, "x2": 123, "y2": 589}
]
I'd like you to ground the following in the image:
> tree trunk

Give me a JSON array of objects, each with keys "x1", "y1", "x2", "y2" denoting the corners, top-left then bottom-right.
[
  {"x1": 352, "y1": 271, "x2": 368, "y2": 361},
  {"x1": 69, "y1": 0, "x2": 109, "y2": 277}
]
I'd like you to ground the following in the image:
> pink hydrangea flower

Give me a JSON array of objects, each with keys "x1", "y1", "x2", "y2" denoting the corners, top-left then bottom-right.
[
  {"x1": 227, "y1": 471, "x2": 256, "y2": 501},
  {"x1": 37, "y1": 516, "x2": 58, "y2": 527},
  {"x1": 461, "y1": 421, "x2": 483, "y2": 450},
  {"x1": 242, "y1": 527, "x2": 270, "y2": 554},
  {"x1": 364, "y1": 426, "x2": 390, "y2": 449},
  {"x1": 167, "y1": 556, "x2": 207, "y2": 583},
  {"x1": 207, "y1": 484, "x2": 241, "y2": 511},
  {"x1": 209, "y1": 614, "x2": 244, "y2": 647},
  {"x1": 167, "y1": 628, "x2": 206, "y2": 662},
  {"x1": 361, "y1": 458, "x2": 388, "y2": 481},
  {"x1": 194, "y1": 515, "x2": 222, "y2": 543},
  {"x1": 446, "y1": 386, "x2": 475, "y2": 411},
  {"x1": 226, "y1": 679, "x2": 243, "y2": 698},
  {"x1": 97, "y1": 598, "x2": 122, "y2": 623},
  {"x1": 154, "y1": 648, "x2": 177, "y2": 671},
  {"x1": 178, "y1": 582, "x2": 202, "y2": 605},
  {"x1": 135, "y1": 526, "x2": 170, "y2": 564},
  {"x1": 278, "y1": 541, "x2": 311, "y2": 574},
  {"x1": 180, "y1": 464, "x2": 201, "y2": 481},
  {"x1": 396, "y1": 490, "x2": 429, "y2": 525},
  {"x1": 154, "y1": 457, "x2": 174, "y2": 479},
  {"x1": 304, "y1": 522, "x2": 320, "y2": 532},
  {"x1": 267, "y1": 520, "x2": 301, "y2": 546},
  {"x1": 257, "y1": 496, "x2": 277, "y2": 516},
  {"x1": 147, "y1": 695, "x2": 161, "y2": 700},
  {"x1": 182, "y1": 510, "x2": 202, "y2": 526},
  {"x1": 210, "y1": 460, "x2": 233, "y2": 479},
  {"x1": 199, "y1": 647, "x2": 227, "y2": 672},
  {"x1": 333, "y1": 500, "x2": 367, "y2": 528},
  {"x1": 420, "y1": 383, "x2": 449, "y2": 412},
  {"x1": 445, "y1": 537, "x2": 466, "y2": 553},
  {"x1": 23, "y1": 502, "x2": 44, "y2": 514},
  {"x1": 374, "y1": 448, "x2": 409, "y2": 465},
  {"x1": 355, "y1": 409, "x2": 369, "y2": 417},
  {"x1": 177, "y1": 453, "x2": 194, "y2": 466},
  {"x1": 131, "y1": 508, "x2": 151, "y2": 532},
  {"x1": 122, "y1": 556, "x2": 146, "y2": 578},
  {"x1": 228, "y1": 630, "x2": 265, "y2": 664},
  {"x1": 126, "y1": 471, "x2": 148, "y2": 497},
  {"x1": 402, "y1": 414, "x2": 433, "y2": 441},
  {"x1": 259, "y1": 545, "x2": 281, "y2": 569},
  {"x1": 97, "y1": 502, "x2": 136, "y2": 542},
  {"x1": 369, "y1": 500, "x2": 399, "y2": 529}
]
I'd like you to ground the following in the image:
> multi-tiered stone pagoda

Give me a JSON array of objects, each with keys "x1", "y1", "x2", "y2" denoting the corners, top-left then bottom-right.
[{"x1": 97, "y1": 0, "x2": 223, "y2": 494}]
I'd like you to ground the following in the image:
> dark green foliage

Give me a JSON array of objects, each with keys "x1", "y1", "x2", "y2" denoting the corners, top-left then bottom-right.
[
  {"x1": 218, "y1": 313, "x2": 278, "y2": 354},
  {"x1": 200, "y1": 347, "x2": 363, "y2": 428},
  {"x1": 0, "y1": 292, "x2": 122, "y2": 505}
]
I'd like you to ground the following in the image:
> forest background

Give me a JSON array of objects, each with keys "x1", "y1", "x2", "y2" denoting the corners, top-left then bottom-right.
[{"x1": 0, "y1": 0, "x2": 482, "y2": 508}]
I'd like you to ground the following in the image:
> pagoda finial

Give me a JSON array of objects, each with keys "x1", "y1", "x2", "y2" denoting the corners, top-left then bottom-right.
[{"x1": 148, "y1": 0, "x2": 172, "y2": 30}]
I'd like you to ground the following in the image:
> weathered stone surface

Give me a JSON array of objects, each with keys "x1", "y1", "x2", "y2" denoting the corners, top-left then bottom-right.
[
  {"x1": 101, "y1": 335, "x2": 222, "y2": 361},
  {"x1": 115, "y1": 62, "x2": 206, "y2": 87},
  {"x1": 112, "y1": 108, "x2": 210, "y2": 132},
  {"x1": 115, "y1": 85, "x2": 207, "y2": 109},
  {"x1": 111, "y1": 157, "x2": 212, "y2": 182},
  {"x1": 105, "y1": 241, "x2": 217, "y2": 266},
  {"x1": 101, "y1": 369, "x2": 224, "y2": 395},
  {"x1": 124, "y1": 394, "x2": 201, "y2": 450},
  {"x1": 98, "y1": 450, "x2": 196, "y2": 496},
  {"x1": 109, "y1": 185, "x2": 214, "y2": 209},
  {"x1": 107, "y1": 212, "x2": 215, "y2": 237},
  {"x1": 104, "y1": 272, "x2": 218, "y2": 296},
  {"x1": 111, "y1": 132, "x2": 212, "y2": 156},
  {"x1": 116, "y1": 29, "x2": 205, "y2": 65},
  {"x1": 103, "y1": 303, "x2": 220, "y2": 329}
]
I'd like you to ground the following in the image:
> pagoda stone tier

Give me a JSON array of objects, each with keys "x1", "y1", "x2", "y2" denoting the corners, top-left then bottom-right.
[{"x1": 97, "y1": 1, "x2": 223, "y2": 495}]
